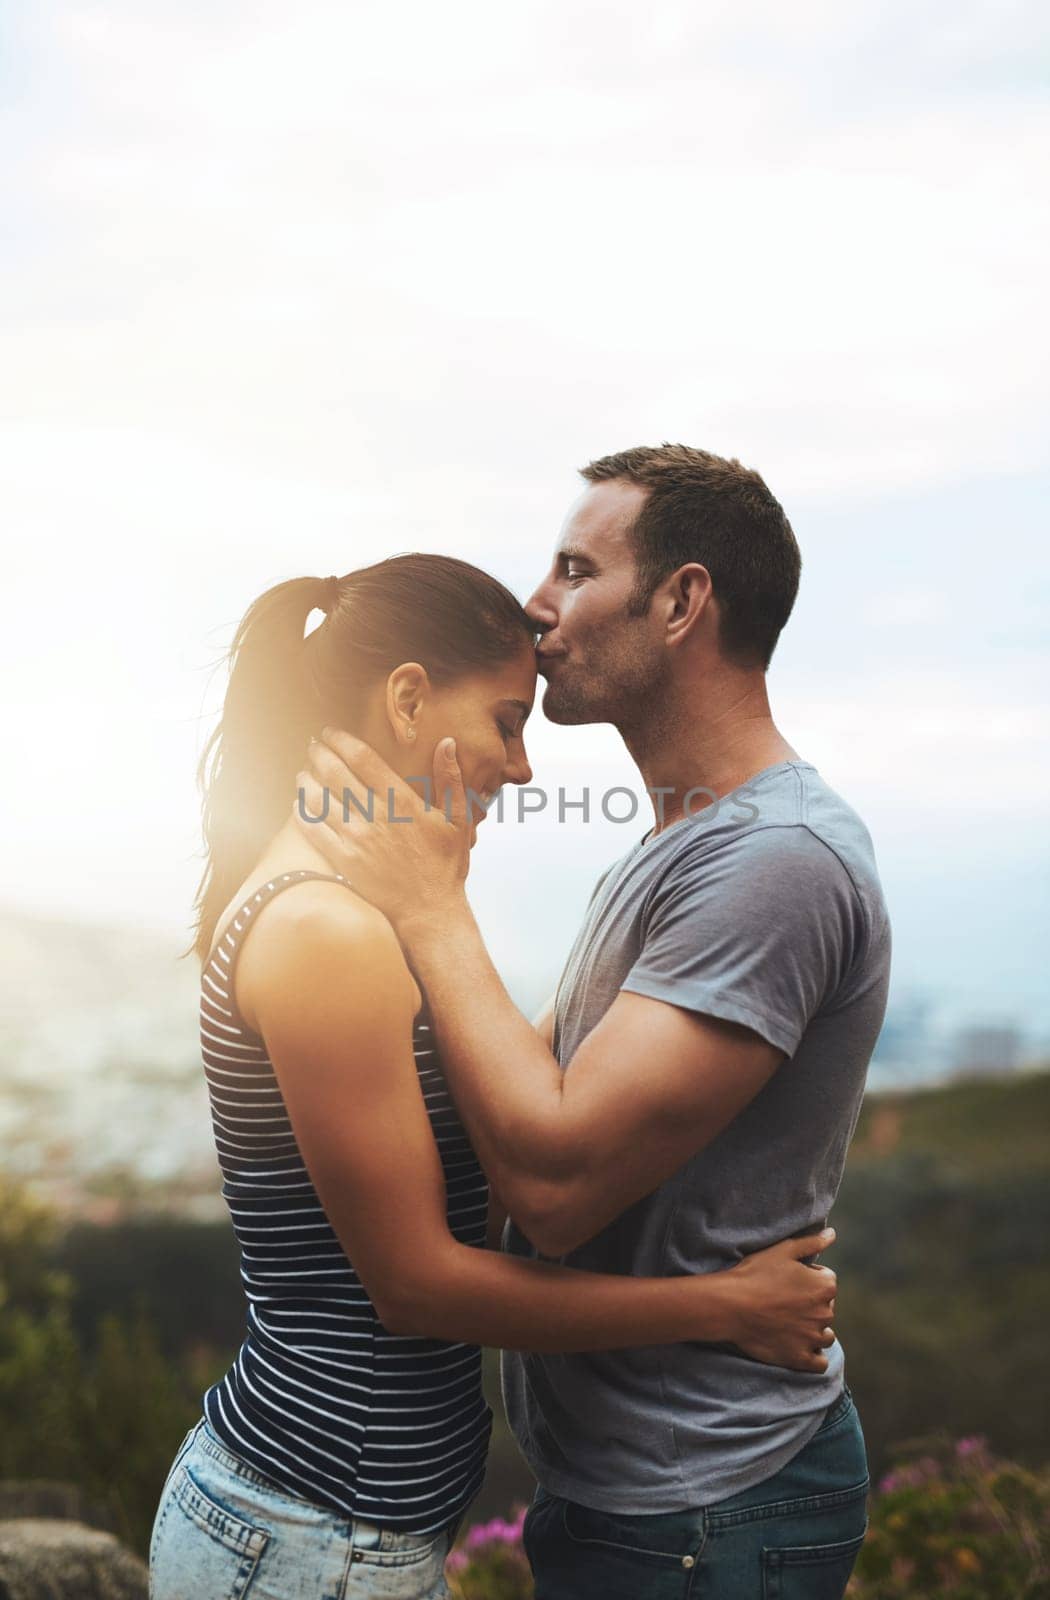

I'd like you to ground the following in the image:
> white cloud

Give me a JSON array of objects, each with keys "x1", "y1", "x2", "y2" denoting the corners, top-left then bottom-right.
[
  {"x1": 1, "y1": 0, "x2": 1048, "y2": 1042},
  {"x1": 6, "y1": 1, "x2": 1047, "y2": 498}
]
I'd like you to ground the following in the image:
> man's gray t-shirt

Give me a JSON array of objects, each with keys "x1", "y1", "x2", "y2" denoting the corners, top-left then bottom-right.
[{"x1": 501, "y1": 759, "x2": 891, "y2": 1512}]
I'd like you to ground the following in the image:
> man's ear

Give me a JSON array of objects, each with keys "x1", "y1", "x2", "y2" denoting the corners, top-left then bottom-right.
[
  {"x1": 385, "y1": 662, "x2": 431, "y2": 748},
  {"x1": 664, "y1": 563, "x2": 714, "y2": 646}
]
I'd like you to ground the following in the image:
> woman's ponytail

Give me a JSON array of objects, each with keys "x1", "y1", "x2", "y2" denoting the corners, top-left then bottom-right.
[
  {"x1": 185, "y1": 553, "x2": 532, "y2": 966},
  {"x1": 185, "y1": 576, "x2": 337, "y2": 965}
]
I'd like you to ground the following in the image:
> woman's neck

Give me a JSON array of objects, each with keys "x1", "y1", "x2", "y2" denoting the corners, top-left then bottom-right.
[{"x1": 252, "y1": 814, "x2": 342, "y2": 881}]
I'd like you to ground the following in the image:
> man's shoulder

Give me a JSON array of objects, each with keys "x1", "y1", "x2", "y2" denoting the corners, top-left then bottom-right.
[
  {"x1": 792, "y1": 766, "x2": 887, "y2": 909},
  {"x1": 598, "y1": 761, "x2": 886, "y2": 913},
  {"x1": 699, "y1": 762, "x2": 878, "y2": 871},
  {"x1": 648, "y1": 764, "x2": 887, "y2": 921}
]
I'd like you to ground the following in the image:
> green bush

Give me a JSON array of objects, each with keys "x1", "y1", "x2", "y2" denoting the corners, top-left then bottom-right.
[
  {"x1": 849, "y1": 1437, "x2": 1050, "y2": 1599},
  {"x1": 0, "y1": 1182, "x2": 205, "y2": 1555},
  {"x1": 0, "y1": 1294, "x2": 202, "y2": 1553}
]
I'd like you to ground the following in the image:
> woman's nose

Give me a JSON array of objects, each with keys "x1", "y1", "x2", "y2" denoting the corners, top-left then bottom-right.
[{"x1": 507, "y1": 750, "x2": 533, "y2": 787}]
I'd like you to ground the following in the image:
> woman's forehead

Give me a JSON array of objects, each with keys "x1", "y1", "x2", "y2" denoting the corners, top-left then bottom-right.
[{"x1": 487, "y1": 646, "x2": 537, "y2": 706}]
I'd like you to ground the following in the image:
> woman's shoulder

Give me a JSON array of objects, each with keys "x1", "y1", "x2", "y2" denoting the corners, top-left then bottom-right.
[{"x1": 226, "y1": 872, "x2": 421, "y2": 1034}]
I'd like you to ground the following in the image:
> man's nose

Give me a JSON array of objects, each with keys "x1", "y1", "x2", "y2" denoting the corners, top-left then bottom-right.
[{"x1": 525, "y1": 582, "x2": 557, "y2": 633}]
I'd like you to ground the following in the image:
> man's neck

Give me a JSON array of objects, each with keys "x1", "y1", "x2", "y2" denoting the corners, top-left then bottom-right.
[{"x1": 617, "y1": 672, "x2": 799, "y2": 836}]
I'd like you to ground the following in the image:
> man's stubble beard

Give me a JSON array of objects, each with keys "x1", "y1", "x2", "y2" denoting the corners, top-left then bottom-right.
[
  {"x1": 540, "y1": 646, "x2": 670, "y2": 731},
  {"x1": 539, "y1": 673, "x2": 595, "y2": 726}
]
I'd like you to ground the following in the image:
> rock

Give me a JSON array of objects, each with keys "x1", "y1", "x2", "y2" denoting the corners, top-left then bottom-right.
[
  {"x1": 0, "y1": 1485, "x2": 112, "y2": 1532},
  {"x1": 0, "y1": 1518, "x2": 147, "y2": 1600}
]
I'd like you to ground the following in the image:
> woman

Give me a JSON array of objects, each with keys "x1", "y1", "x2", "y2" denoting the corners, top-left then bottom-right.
[{"x1": 150, "y1": 555, "x2": 837, "y2": 1600}]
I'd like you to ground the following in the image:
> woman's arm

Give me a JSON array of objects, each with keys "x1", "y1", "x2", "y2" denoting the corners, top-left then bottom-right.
[{"x1": 239, "y1": 885, "x2": 835, "y2": 1364}]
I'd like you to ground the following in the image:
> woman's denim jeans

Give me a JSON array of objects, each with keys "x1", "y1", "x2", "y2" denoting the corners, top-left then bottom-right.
[
  {"x1": 522, "y1": 1386, "x2": 869, "y2": 1600},
  {"x1": 149, "y1": 1419, "x2": 456, "y2": 1599}
]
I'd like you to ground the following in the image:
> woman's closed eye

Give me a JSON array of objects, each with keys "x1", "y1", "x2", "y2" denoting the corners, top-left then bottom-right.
[{"x1": 497, "y1": 711, "x2": 529, "y2": 743}]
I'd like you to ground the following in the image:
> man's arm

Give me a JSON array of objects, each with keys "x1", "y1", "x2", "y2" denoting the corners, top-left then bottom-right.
[
  {"x1": 395, "y1": 898, "x2": 783, "y2": 1257},
  {"x1": 295, "y1": 732, "x2": 851, "y2": 1259},
  {"x1": 532, "y1": 992, "x2": 556, "y2": 1051},
  {"x1": 482, "y1": 995, "x2": 549, "y2": 1249}
]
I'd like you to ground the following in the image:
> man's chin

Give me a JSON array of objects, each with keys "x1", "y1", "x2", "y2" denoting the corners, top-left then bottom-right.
[{"x1": 540, "y1": 682, "x2": 595, "y2": 725}]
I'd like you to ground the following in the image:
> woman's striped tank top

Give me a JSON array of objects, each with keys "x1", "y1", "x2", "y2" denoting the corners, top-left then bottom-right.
[{"x1": 199, "y1": 869, "x2": 492, "y2": 1533}]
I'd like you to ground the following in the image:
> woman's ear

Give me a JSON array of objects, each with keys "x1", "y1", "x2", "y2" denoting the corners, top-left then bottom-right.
[{"x1": 385, "y1": 662, "x2": 430, "y2": 748}]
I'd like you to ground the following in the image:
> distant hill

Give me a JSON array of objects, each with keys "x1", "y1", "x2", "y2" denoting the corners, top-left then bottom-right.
[
  {"x1": 849, "y1": 1067, "x2": 1050, "y2": 1176},
  {"x1": 0, "y1": 903, "x2": 195, "y2": 1022},
  {"x1": 0, "y1": 905, "x2": 212, "y2": 1210}
]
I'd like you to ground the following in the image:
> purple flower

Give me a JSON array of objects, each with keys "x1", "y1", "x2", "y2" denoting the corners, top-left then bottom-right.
[
  {"x1": 877, "y1": 1456, "x2": 946, "y2": 1494},
  {"x1": 455, "y1": 1505, "x2": 530, "y2": 1567},
  {"x1": 464, "y1": 1514, "x2": 526, "y2": 1551}
]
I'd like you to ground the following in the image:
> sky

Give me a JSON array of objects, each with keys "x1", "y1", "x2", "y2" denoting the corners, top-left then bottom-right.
[{"x1": 2, "y1": 0, "x2": 1048, "y2": 1041}]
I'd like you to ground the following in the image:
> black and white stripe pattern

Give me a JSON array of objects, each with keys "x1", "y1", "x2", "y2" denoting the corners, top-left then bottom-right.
[{"x1": 200, "y1": 870, "x2": 492, "y2": 1533}]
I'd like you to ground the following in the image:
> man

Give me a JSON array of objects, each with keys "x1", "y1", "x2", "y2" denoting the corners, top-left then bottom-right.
[{"x1": 297, "y1": 444, "x2": 891, "y2": 1599}]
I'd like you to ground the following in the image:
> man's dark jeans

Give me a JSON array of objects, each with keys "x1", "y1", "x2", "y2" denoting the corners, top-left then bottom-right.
[{"x1": 522, "y1": 1386, "x2": 869, "y2": 1599}]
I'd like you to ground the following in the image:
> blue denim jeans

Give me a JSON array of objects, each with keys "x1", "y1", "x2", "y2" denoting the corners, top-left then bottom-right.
[
  {"x1": 522, "y1": 1386, "x2": 869, "y2": 1600},
  {"x1": 149, "y1": 1419, "x2": 456, "y2": 1599}
]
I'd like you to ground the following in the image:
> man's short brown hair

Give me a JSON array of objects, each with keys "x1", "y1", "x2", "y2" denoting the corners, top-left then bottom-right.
[{"x1": 581, "y1": 443, "x2": 801, "y2": 670}]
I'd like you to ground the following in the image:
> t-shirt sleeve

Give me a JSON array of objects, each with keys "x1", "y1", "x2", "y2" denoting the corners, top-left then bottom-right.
[{"x1": 621, "y1": 825, "x2": 864, "y2": 1057}]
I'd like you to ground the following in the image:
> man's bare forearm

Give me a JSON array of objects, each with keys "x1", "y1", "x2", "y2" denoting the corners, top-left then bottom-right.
[{"x1": 398, "y1": 895, "x2": 577, "y2": 1208}]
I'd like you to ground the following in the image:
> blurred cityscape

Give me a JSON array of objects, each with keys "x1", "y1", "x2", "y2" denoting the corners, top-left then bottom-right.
[{"x1": 1, "y1": 901, "x2": 1047, "y2": 1224}]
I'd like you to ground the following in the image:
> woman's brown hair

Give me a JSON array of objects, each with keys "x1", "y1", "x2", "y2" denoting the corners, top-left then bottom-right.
[{"x1": 186, "y1": 554, "x2": 533, "y2": 964}]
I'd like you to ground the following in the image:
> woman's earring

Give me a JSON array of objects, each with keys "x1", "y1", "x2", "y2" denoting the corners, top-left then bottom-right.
[{"x1": 406, "y1": 728, "x2": 416, "y2": 742}]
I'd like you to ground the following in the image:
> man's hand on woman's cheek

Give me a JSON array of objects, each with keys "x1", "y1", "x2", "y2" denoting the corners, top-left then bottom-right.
[{"x1": 290, "y1": 728, "x2": 471, "y2": 927}]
